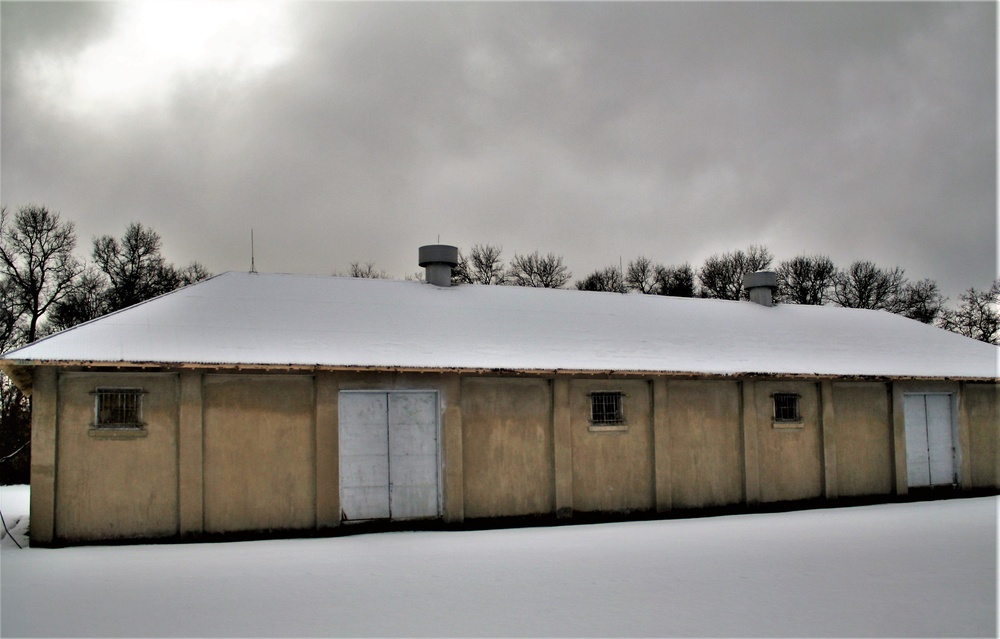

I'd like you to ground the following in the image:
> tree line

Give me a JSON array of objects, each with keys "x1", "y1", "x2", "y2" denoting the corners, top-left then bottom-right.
[
  {"x1": 0, "y1": 205, "x2": 211, "y2": 483},
  {"x1": 1, "y1": 205, "x2": 998, "y2": 482},
  {"x1": 433, "y1": 243, "x2": 995, "y2": 345}
]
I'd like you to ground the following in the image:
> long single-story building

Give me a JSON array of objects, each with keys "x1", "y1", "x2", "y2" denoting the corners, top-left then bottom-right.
[{"x1": 1, "y1": 245, "x2": 997, "y2": 545}]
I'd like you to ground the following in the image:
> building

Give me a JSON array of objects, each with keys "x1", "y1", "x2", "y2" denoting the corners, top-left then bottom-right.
[{"x1": 1, "y1": 245, "x2": 997, "y2": 545}]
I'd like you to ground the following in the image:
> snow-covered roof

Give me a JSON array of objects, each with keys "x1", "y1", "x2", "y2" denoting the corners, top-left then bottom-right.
[{"x1": 2, "y1": 271, "x2": 997, "y2": 383}]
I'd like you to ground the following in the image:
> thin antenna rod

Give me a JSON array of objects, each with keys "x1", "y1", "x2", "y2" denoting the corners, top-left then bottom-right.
[{"x1": 251, "y1": 229, "x2": 257, "y2": 273}]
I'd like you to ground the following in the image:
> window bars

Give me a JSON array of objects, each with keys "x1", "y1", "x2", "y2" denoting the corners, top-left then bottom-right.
[
  {"x1": 93, "y1": 388, "x2": 145, "y2": 428},
  {"x1": 590, "y1": 391, "x2": 625, "y2": 425},
  {"x1": 773, "y1": 393, "x2": 801, "y2": 423}
]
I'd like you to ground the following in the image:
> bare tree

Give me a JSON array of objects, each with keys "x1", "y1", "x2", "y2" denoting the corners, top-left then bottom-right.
[
  {"x1": 938, "y1": 281, "x2": 999, "y2": 344},
  {"x1": 623, "y1": 256, "x2": 657, "y2": 294},
  {"x1": 832, "y1": 261, "x2": 906, "y2": 311},
  {"x1": 93, "y1": 223, "x2": 183, "y2": 312},
  {"x1": 0, "y1": 205, "x2": 81, "y2": 343},
  {"x1": 698, "y1": 245, "x2": 773, "y2": 300},
  {"x1": 899, "y1": 279, "x2": 946, "y2": 324},
  {"x1": 346, "y1": 261, "x2": 389, "y2": 279},
  {"x1": 0, "y1": 277, "x2": 21, "y2": 355},
  {"x1": 654, "y1": 263, "x2": 697, "y2": 297},
  {"x1": 0, "y1": 373, "x2": 29, "y2": 484},
  {"x1": 455, "y1": 244, "x2": 507, "y2": 285},
  {"x1": 776, "y1": 255, "x2": 836, "y2": 305},
  {"x1": 507, "y1": 252, "x2": 571, "y2": 288},
  {"x1": 576, "y1": 266, "x2": 626, "y2": 293},
  {"x1": 179, "y1": 261, "x2": 212, "y2": 286},
  {"x1": 46, "y1": 268, "x2": 110, "y2": 333}
]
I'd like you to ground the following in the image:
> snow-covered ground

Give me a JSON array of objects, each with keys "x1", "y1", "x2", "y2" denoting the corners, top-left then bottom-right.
[{"x1": 1, "y1": 485, "x2": 996, "y2": 637}]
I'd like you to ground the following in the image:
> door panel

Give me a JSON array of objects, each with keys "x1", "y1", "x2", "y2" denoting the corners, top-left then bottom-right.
[
  {"x1": 925, "y1": 395, "x2": 955, "y2": 485},
  {"x1": 339, "y1": 392, "x2": 439, "y2": 521},
  {"x1": 904, "y1": 394, "x2": 956, "y2": 488},
  {"x1": 904, "y1": 395, "x2": 931, "y2": 487},
  {"x1": 388, "y1": 393, "x2": 439, "y2": 519},
  {"x1": 339, "y1": 393, "x2": 390, "y2": 520}
]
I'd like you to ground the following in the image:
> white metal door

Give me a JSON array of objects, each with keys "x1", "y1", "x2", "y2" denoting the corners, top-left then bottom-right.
[
  {"x1": 904, "y1": 394, "x2": 956, "y2": 487},
  {"x1": 388, "y1": 393, "x2": 440, "y2": 519},
  {"x1": 339, "y1": 392, "x2": 439, "y2": 521},
  {"x1": 339, "y1": 393, "x2": 391, "y2": 520}
]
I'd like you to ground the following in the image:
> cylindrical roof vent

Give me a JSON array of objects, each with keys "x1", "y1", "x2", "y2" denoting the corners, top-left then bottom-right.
[
  {"x1": 743, "y1": 271, "x2": 778, "y2": 307},
  {"x1": 418, "y1": 244, "x2": 459, "y2": 287}
]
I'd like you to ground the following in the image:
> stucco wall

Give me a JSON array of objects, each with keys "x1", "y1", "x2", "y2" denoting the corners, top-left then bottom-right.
[
  {"x1": 965, "y1": 382, "x2": 999, "y2": 488},
  {"x1": 831, "y1": 383, "x2": 894, "y2": 497},
  {"x1": 202, "y1": 375, "x2": 316, "y2": 533},
  {"x1": 26, "y1": 365, "x2": 999, "y2": 545},
  {"x1": 754, "y1": 381, "x2": 823, "y2": 503},
  {"x1": 55, "y1": 372, "x2": 179, "y2": 541},
  {"x1": 461, "y1": 377, "x2": 554, "y2": 518},
  {"x1": 569, "y1": 379, "x2": 654, "y2": 513},
  {"x1": 665, "y1": 380, "x2": 743, "y2": 509}
]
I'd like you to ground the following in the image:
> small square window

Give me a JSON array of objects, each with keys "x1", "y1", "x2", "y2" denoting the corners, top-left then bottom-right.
[
  {"x1": 773, "y1": 393, "x2": 801, "y2": 423},
  {"x1": 93, "y1": 388, "x2": 145, "y2": 429},
  {"x1": 591, "y1": 391, "x2": 624, "y2": 425}
]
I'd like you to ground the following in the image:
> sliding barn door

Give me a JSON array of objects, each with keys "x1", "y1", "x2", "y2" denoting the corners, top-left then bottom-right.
[
  {"x1": 339, "y1": 392, "x2": 440, "y2": 521},
  {"x1": 904, "y1": 394, "x2": 956, "y2": 488}
]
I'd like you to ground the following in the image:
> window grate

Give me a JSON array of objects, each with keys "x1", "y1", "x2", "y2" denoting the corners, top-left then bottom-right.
[
  {"x1": 591, "y1": 392, "x2": 624, "y2": 425},
  {"x1": 94, "y1": 388, "x2": 145, "y2": 428},
  {"x1": 773, "y1": 393, "x2": 801, "y2": 423}
]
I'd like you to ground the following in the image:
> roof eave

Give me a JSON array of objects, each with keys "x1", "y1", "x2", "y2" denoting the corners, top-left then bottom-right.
[{"x1": 2, "y1": 358, "x2": 997, "y2": 386}]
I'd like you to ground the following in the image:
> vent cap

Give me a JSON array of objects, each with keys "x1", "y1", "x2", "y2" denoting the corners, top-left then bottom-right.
[
  {"x1": 743, "y1": 271, "x2": 778, "y2": 307},
  {"x1": 418, "y1": 244, "x2": 459, "y2": 287}
]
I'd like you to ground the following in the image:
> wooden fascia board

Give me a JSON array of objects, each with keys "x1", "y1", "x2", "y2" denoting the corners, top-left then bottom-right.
[{"x1": 1, "y1": 359, "x2": 997, "y2": 386}]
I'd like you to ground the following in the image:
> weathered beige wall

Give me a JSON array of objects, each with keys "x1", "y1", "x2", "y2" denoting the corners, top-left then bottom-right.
[
  {"x1": 666, "y1": 380, "x2": 743, "y2": 509},
  {"x1": 831, "y1": 383, "x2": 893, "y2": 497},
  {"x1": 755, "y1": 381, "x2": 823, "y2": 503},
  {"x1": 440, "y1": 374, "x2": 464, "y2": 523},
  {"x1": 55, "y1": 372, "x2": 179, "y2": 541},
  {"x1": 178, "y1": 372, "x2": 203, "y2": 536},
  {"x1": 31, "y1": 365, "x2": 997, "y2": 545},
  {"x1": 28, "y1": 367, "x2": 57, "y2": 545},
  {"x1": 461, "y1": 377, "x2": 554, "y2": 518},
  {"x1": 315, "y1": 372, "x2": 340, "y2": 528},
  {"x1": 569, "y1": 379, "x2": 654, "y2": 513},
  {"x1": 964, "y1": 382, "x2": 999, "y2": 488},
  {"x1": 202, "y1": 375, "x2": 315, "y2": 533}
]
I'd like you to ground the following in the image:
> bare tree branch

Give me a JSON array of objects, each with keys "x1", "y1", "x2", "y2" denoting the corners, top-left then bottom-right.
[{"x1": 0, "y1": 205, "x2": 80, "y2": 343}]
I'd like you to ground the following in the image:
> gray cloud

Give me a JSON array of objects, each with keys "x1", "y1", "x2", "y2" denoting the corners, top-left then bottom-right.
[{"x1": 1, "y1": 2, "x2": 994, "y2": 300}]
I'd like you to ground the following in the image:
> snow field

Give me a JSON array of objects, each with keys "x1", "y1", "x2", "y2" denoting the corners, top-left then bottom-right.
[{"x1": 1, "y1": 486, "x2": 996, "y2": 637}]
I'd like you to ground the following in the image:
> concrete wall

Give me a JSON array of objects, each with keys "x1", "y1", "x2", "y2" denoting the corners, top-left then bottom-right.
[
  {"x1": 54, "y1": 372, "x2": 179, "y2": 541},
  {"x1": 569, "y1": 379, "x2": 654, "y2": 513},
  {"x1": 830, "y1": 383, "x2": 894, "y2": 497},
  {"x1": 461, "y1": 377, "x2": 555, "y2": 518},
  {"x1": 202, "y1": 375, "x2": 316, "y2": 533},
  {"x1": 964, "y1": 382, "x2": 999, "y2": 488},
  {"x1": 25, "y1": 367, "x2": 1000, "y2": 544},
  {"x1": 664, "y1": 380, "x2": 743, "y2": 509},
  {"x1": 753, "y1": 381, "x2": 823, "y2": 503}
]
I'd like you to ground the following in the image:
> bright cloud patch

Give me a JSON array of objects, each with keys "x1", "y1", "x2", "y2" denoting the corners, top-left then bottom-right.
[{"x1": 25, "y1": 1, "x2": 293, "y2": 120}]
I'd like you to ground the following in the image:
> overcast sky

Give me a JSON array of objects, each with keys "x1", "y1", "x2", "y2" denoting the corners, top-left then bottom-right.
[{"x1": 2, "y1": 1, "x2": 996, "y2": 299}]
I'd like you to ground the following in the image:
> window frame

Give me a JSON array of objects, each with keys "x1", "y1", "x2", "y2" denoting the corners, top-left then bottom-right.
[
  {"x1": 589, "y1": 391, "x2": 626, "y2": 431},
  {"x1": 772, "y1": 392, "x2": 802, "y2": 426},
  {"x1": 92, "y1": 387, "x2": 147, "y2": 430}
]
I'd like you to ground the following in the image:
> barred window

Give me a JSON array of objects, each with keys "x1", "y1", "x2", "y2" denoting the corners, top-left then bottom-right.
[
  {"x1": 93, "y1": 388, "x2": 145, "y2": 428},
  {"x1": 591, "y1": 391, "x2": 624, "y2": 425},
  {"x1": 773, "y1": 393, "x2": 801, "y2": 423}
]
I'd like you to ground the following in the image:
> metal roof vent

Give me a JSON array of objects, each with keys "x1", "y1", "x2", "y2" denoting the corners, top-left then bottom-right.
[
  {"x1": 743, "y1": 271, "x2": 778, "y2": 307},
  {"x1": 418, "y1": 244, "x2": 459, "y2": 287}
]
